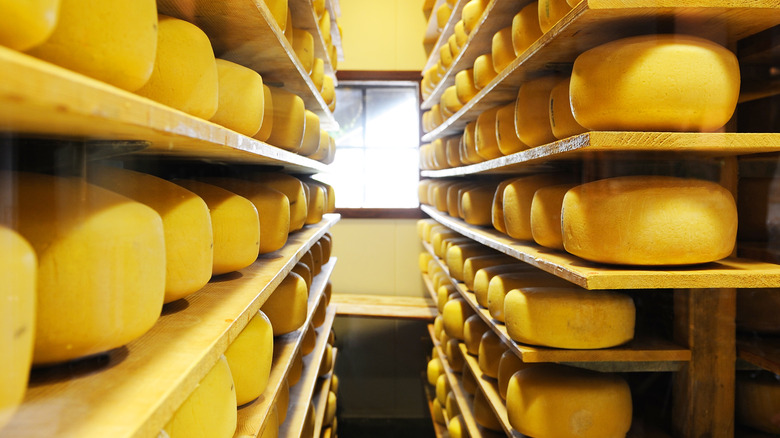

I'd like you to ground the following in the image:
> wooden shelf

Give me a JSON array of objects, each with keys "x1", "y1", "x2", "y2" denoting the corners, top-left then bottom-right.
[
  {"x1": 422, "y1": 0, "x2": 469, "y2": 72},
  {"x1": 311, "y1": 349, "x2": 337, "y2": 438},
  {"x1": 420, "y1": 132, "x2": 780, "y2": 177},
  {"x1": 235, "y1": 258, "x2": 337, "y2": 438},
  {"x1": 2, "y1": 215, "x2": 339, "y2": 438},
  {"x1": 289, "y1": 0, "x2": 338, "y2": 82},
  {"x1": 279, "y1": 307, "x2": 337, "y2": 438},
  {"x1": 332, "y1": 293, "x2": 437, "y2": 320},
  {"x1": 157, "y1": 0, "x2": 337, "y2": 129},
  {"x1": 421, "y1": 0, "x2": 780, "y2": 141},
  {"x1": 0, "y1": 46, "x2": 330, "y2": 173},
  {"x1": 737, "y1": 336, "x2": 780, "y2": 375},
  {"x1": 422, "y1": 205, "x2": 780, "y2": 290}
]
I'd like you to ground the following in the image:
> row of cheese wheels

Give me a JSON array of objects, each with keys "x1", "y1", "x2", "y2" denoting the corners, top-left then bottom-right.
[
  {"x1": 0, "y1": 1, "x2": 337, "y2": 153},
  {"x1": 312, "y1": 0, "x2": 343, "y2": 72},
  {"x1": 419, "y1": 174, "x2": 737, "y2": 266},
  {"x1": 423, "y1": 31, "x2": 740, "y2": 144},
  {"x1": 268, "y1": 0, "x2": 341, "y2": 72}
]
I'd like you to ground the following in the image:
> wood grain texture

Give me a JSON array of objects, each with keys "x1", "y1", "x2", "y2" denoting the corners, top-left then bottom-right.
[
  {"x1": 2, "y1": 215, "x2": 339, "y2": 438},
  {"x1": 288, "y1": 0, "x2": 338, "y2": 81},
  {"x1": 332, "y1": 294, "x2": 438, "y2": 320},
  {"x1": 737, "y1": 337, "x2": 780, "y2": 375}
]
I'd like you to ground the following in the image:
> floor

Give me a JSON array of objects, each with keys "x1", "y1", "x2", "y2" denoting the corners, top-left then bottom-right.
[{"x1": 337, "y1": 418, "x2": 436, "y2": 437}]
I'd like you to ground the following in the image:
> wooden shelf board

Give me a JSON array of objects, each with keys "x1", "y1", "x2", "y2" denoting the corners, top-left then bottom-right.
[
  {"x1": 157, "y1": 0, "x2": 338, "y2": 129},
  {"x1": 279, "y1": 306, "x2": 337, "y2": 438},
  {"x1": 422, "y1": 0, "x2": 470, "y2": 73},
  {"x1": 421, "y1": 132, "x2": 780, "y2": 177},
  {"x1": 423, "y1": 239, "x2": 692, "y2": 371},
  {"x1": 288, "y1": 0, "x2": 338, "y2": 83},
  {"x1": 422, "y1": 205, "x2": 780, "y2": 290},
  {"x1": 737, "y1": 337, "x2": 780, "y2": 375},
  {"x1": 332, "y1": 293, "x2": 437, "y2": 320},
  {"x1": 234, "y1": 258, "x2": 337, "y2": 438},
  {"x1": 311, "y1": 349, "x2": 337, "y2": 438},
  {"x1": 422, "y1": 1, "x2": 780, "y2": 141},
  {"x1": 0, "y1": 46, "x2": 330, "y2": 173},
  {"x1": 2, "y1": 215, "x2": 339, "y2": 438}
]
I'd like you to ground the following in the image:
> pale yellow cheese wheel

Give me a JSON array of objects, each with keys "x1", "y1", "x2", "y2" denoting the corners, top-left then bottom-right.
[
  {"x1": 292, "y1": 261, "x2": 312, "y2": 290},
  {"x1": 330, "y1": 373, "x2": 339, "y2": 392},
  {"x1": 473, "y1": 54, "x2": 497, "y2": 90},
  {"x1": 447, "y1": 415, "x2": 467, "y2": 438},
  {"x1": 200, "y1": 177, "x2": 290, "y2": 254},
  {"x1": 446, "y1": 338, "x2": 465, "y2": 370},
  {"x1": 515, "y1": 75, "x2": 559, "y2": 147},
  {"x1": 530, "y1": 183, "x2": 578, "y2": 250},
  {"x1": 455, "y1": 68, "x2": 479, "y2": 105},
  {"x1": 267, "y1": 87, "x2": 306, "y2": 152},
  {"x1": 432, "y1": 399, "x2": 447, "y2": 425},
  {"x1": 436, "y1": 374, "x2": 450, "y2": 406},
  {"x1": 440, "y1": 44, "x2": 454, "y2": 69},
  {"x1": 442, "y1": 86, "x2": 464, "y2": 116},
  {"x1": 446, "y1": 243, "x2": 495, "y2": 281},
  {"x1": 503, "y1": 174, "x2": 571, "y2": 241},
  {"x1": 0, "y1": 172, "x2": 165, "y2": 365},
  {"x1": 473, "y1": 264, "x2": 533, "y2": 307},
  {"x1": 301, "y1": 322, "x2": 316, "y2": 355},
  {"x1": 445, "y1": 137, "x2": 464, "y2": 168},
  {"x1": 420, "y1": 253, "x2": 434, "y2": 274},
  {"x1": 27, "y1": 0, "x2": 156, "y2": 92},
  {"x1": 491, "y1": 26, "x2": 516, "y2": 73},
  {"x1": 261, "y1": 272, "x2": 309, "y2": 336},
  {"x1": 263, "y1": 0, "x2": 288, "y2": 31},
  {"x1": 319, "y1": 343, "x2": 334, "y2": 376},
  {"x1": 460, "y1": 121, "x2": 482, "y2": 164},
  {"x1": 417, "y1": 217, "x2": 436, "y2": 239},
  {"x1": 461, "y1": 185, "x2": 500, "y2": 226},
  {"x1": 445, "y1": 391, "x2": 461, "y2": 419},
  {"x1": 436, "y1": 3, "x2": 453, "y2": 30},
  {"x1": 324, "y1": 391, "x2": 337, "y2": 426},
  {"x1": 319, "y1": 232, "x2": 333, "y2": 263},
  {"x1": 538, "y1": 0, "x2": 572, "y2": 33},
  {"x1": 737, "y1": 288, "x2": 780, "y2": 334},
  {"x1": 491, "y1": 179, "x2": 514, "y2": 234},
  {"x1": 246, "y1": 172, "x2": 308, "y2": 232},
  {"x1": 89, "y1": 165, "x2": 212, "y2": 303},
  {"x1": 304, "y1": 182, "x2": 326, "y2": 225},
  {"x1": 475, "y1": 107, "x2": 503, "y2": 160},
  {"x1": 210, "y1": 59, "x2": 265, "y2": 137},
  {"x1": 427, "y1": 357, "x2": 445, "y2": 385},
  {"x1": 313, "y1": 296, "x2": 328, "y2": 328},
  {"x1": 497, "y1": 350, "x2": 532, "y2": 400},
  {"x1": 504, "y1": 287, "x2": 635, "y2": 349},
  {"x1": 434, "y1": 315, "x2": 445, "y2": 341},
  {"x1": 448, "y1": 34, "x2": 460, "y2": 58},
  {"x1": 292, "y1": 28, "x2": 314, "y2": 74},
  {"x1": 455, "y1": 21, "x2": 469, "y2": 47},
  {"x1": 474, "y1": 389, "x2": 502, "y2": 431},
  {"x1": 478, "y1": 330, "x2": 506, "y2": 378},
  {"x1": 432, "y1": 181, "x2": 457, "y2": 213},
  {"x1": 433, "y1": 139, "x2": 450, "y2": 170},
  {"x1": 318, "y1": 10, "x2": 331, "y2": 43},
  {"x1": 463, "y1": 314, "x2": 489, "y2": 356},
  {"x1": 736, "y1": 372, "x2": 780, "y2": 434},
  {"x1": 462, "y1": 0, "x2": 490, "y2": 33},
  {"x1": 447, "y1": 182, "x2": 476, "y2": 217},
  {"x1": 310, "y1": 58, "x2": 325, "y2": 91},
  {"x1": 135, "y1": 15, "x2": 218, "y2": 118},
  {"x1": 441, "y1": 238, "x2": 475, "y2": 263},
  {"x1": 462, "y1": 366, "x2": 478, "y2": 395},
  {"x1": 487, "y1": 271, "x2": 569, "y2": 322},
  {"x1": 163, "y1": 355, "x2": 237, "y2": 438},
  {"x1": 277, "y1": 380, "x2": 290, "y2": 422},
  {"x1": 496, "y1": 103, "x2": 527, "y2": 155},
  {"x1": 562, "y1": 176, "x2": 737, "y2": 265},
  {"x1": 512, "y1": 2, "x2": 542, "y2": 56},
  {"x1": 224, "y1": 310, "x2": 274, "y2": 406},
  {"x1": 506, "y1": 364, "x2": 632, "y2": 438},
  {"x1": 462, "y1": 254, "x2": 516, "y2": 291},
  {"x1": 310, "y1": 242, "x2": 324, "y2": 276},
  {"x1": 299, "y1": 110, "x2": 322, "y2": 156},
  {"x1": 570, "y1": 34, "x2": 740, "y2": 132},
  {"x1": 322, "y1": 75, "x2": 336, "y2": 107},
  {"x1": 549, "y1": 77, "x2": 586, "y2": 140},
  {"x1": 254, "y1": 85, "x2": 275, "y2": 142},
  {"x1": 431, "y1": 229, "x2": 461, "y2": 257},
  {"x1": 443, "y1": 297, "x2": 474, "y2": 341},
  {"x1": 0, "y1": 227, "x2": 35, "y2": 429},
  {"x1": 0, "y1": 0, "x2": 59, "y2": 51}
]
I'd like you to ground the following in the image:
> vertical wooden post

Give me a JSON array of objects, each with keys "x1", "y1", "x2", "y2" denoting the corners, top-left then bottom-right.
[{"x1": 672, "y1": 288, "x2": 736, "y2": 438}]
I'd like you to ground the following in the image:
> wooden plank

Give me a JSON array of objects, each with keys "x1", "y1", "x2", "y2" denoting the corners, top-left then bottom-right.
[
  {"x1": 422, "y1": 205, "x2": 780, "y2": 290},
  {"x1": 235, "y1": 259, "x2": 338, "y2": 438},
  {"x1": 311, "y1": 349, "x2": 337, "y2": 438},
  {"x1": 2, "y1": 215, "x2": 339, "y2": 438},
  {"x1": 156, "y1": 0, "x2": 337, "y2": 128},
  {"x1": 737, "y1": 337, "x2": 780, "y2": 375},
  {"x1": 672, "y1": 288, "x2": 736, "y2": 438},
  {"x1": 332, "y1": 294, "x2": 438, "y2": 320},
  {"x1": 0, "y1": 46, "x2": 330, "y2": 173},
  {"x1": 288, "y1": 0, "x2": 338, "y2": 82},
  {"x1": 422, "y1": 1, "x2": 780, "y2": 141},
  {"x1": 279, "y1": 306, "x2": 337, "y2": 438}
]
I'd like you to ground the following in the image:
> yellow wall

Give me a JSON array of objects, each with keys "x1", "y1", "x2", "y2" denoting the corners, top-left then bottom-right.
[{"x1": 338, "y1": 0, "x2": 428, "y2": 71}]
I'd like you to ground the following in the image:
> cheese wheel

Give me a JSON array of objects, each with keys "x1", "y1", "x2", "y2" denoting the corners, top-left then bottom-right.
[
  {"x1": 503, "y1": 174, "x2": 571, "y2": 241},
  {"x1": 562, "y1": 176, "x2": 737, "y2": 265},
  {"x1": 259, "y1": 405, "x2": 279, "y2": 438},
  {"x1": 302, "y1": 402, "x2": 316, "y2": 438},
  {"x1": 261, "y1": 272, "x2": 309, "y2": 335},
  {"x1": 310, "y1": 242, "x2": 324, "y2": 275},
  {"x1": 463, "y1": 254, "x2": 516, "y2": 291},
  {"x1": 0, "y1": 0, "x2": 59, "y2": 51},
  {"x1": 266, "y1": 87, "x2": 306, "y2": 152},
  {"x1": 210, "y1": 59, "x2": 265, "y2": 137},
  {"x1": 288, "y1": 349, "x2": 303, "y2": 386},
  {"x1": 505, "y1": 287, "x2": 635, "y2": 348},
  {"x1": 487, "y1": 271, "x2": 569, "y2": 322},
  {"x1": 432, "y1": 399, "x2": 447, "y2": 425},
  {"x1": 462, "y1": 0, "x2": 490, "y2": 33},
  {"x1": 463, "y1": 314, "x2": 489, "y2": 356},
  {"x1": 434, "y1": 139, "x2": 450, "y2": 170},
  {"x1": 310, "y1": 58, "x2": 325, "y2": 92},
  {"x1": 224, "y1": 310, "x2": 274, "y2": 405},
  {"x1": 254, "y1": 85, "x2": 275, "y2": 142},
  {"x1": 446, "y1": 338, "x2": 465, "y2": 371},
  {"x1": 440, "y1": 238, "x2": 475, "y2": 263},
  {"x1": 312, "y1": 296, "x2": 327, "y2": 327},
  {"x1": 27, "y1": 0, "x2": 156, "y2": 92},
  {"x1": 448, "y1": 34, "x2": 460, "y2": 58},
  {"x1": 455, "y1": 21, "x2": 468, "y2": 47},
  {"x1": 420, "y1": 253, "x2": 434, "y2": 274},
  {"x1": 417, "y1": 217, "x2": 437, "y2": 239},
  {"x1": 276, "y1": 380, "x2": 290, "y2": 422},
  {"x1": 446, "y1": 243, "x2": 495, "y2": 281},
  {"x1": 331, "y1": 373, "x2": 339, "y2": 392},
  {"x1": 434, "y1": 315, "x2": 445, "y2": 341},
  {"x1": 530, "y1": 183, "x2": 578, "y2": 250},
  {"x1": 432, "y1": 181, "x2": 457, "y2": 213},
  {"x1": 199, "y1": 177, "x2": 290, "y2": 254},
  {"x1": 135, "y1": 15, "x2": 218, "y2": 118},
  {"x1": 318, "y1": 10, "x2": 331, "y2": 43},
  {"x1": 427, "y1": 358, "x2": 445, "y2": 385},
  {"x1": 283, "y1": 7, "x2": 294, "y2": 45},
  {"x1": 461, "y1": 186, "x2": 500, "y2": 226},
  {"x1": 301, "y1": 322, "x2": 316, "y2": 355},
  {"x1": 303, "y1": 182, "x2": 326, "y2": 225},
  {"x1": 246, "y1": 172, "x2": 307, "y2": 232},
  {"x1": 549, "y1": 77, "x2": 586, "y2": 140},
  {"x1": 436, "y1": 3, "x2": 453, "y2": 30},
  {"x1": 440, "y1": 44, "x2": 454, "y2": 69},
  {"x1": 445, "y1": 392, "x2": 461, "y2": 419},
  {"x1": 460, "y1": 121, "x2": 482, "y2": 164},
  {"x1": 163, "y1": 355, "x2": 237, "y2": 438},
  {"x1": 324, "y1": 281, "x2": 333, "y2": 305},
  {"x1": 319, "y1": 233, "x2": 333, "y2": 262},
  {"x1": 292, "y1": 28, "x2": 314, "y2": 74},
  {"x1": 475, "y1": 107, "x2": 502, "y2": 160},
  {"x1": 445, "y1": 137, "x2": 463, "y2": 168},
  {"x1": 473, "y1": 54, "x2": 498, "y2": 90},
  {"x1": 462, "y1": 365, "x2": 478, "y2": 395},
  {"x1": 0, "y1": 227, "x2": 35, "y2": 428},
  {"x1": 447, "y1": 182, "x2": 474, "y2": 217},
  {"x1": 570, "y1": 34, "x2": 740, "y2": 132},
  {"x1": 442, "y1": 86, "x2": 464, "y2": 116},
  {"x1": 443, "y1": 298, "x2": 474, "y2": 341},
  {"x1": 313, "y1": 0, "x2": 325, "y2": 18},
  {"x1": 431, "y1": 103, "x2": 444, "y2": 127},
  {"x1": 491, "y1": 179, "x2": 513, "y2": 234},
  {"x1": 474, "y1": 389, "x2": 502, "y2": 431},
  {"x1": 324, "y1": 391, "x2": 337, "y2": 426},
  {"x1": 262, "y1": 0, "x2": 288, "y2": 31},
  {"x1": 298, "y1": 111, "x2": 322, "y2": 156},
  {"x1": 319, "y1": 343, "x2": 334, "y2": 376},
  {"x1": 473, "y1": 264, "x2": 532, "y2": 306},
  {"x1": 478, "y1": 330, "x2": 506, "y2": 378},
  {"x1": 496, "y1": 103, "x2": 527, "y2": 155},
  {"x1": 736, "y1": 372, "x2": 780, "y2": 434},
  {"x1": 538, "y1": 0, "x2": 572, "y2": 33},
  {"x1": 89, "y1": 165, "x2": 212, "y2": 303},
  {"x1": 455, "y1": 69, "x2": 479, "y2": 105},
  {"x1": 515, "y1": 75, "x2": 559, "y2": 147},
  {"x1": 491, "y1": 27, "x2": 516, "y2": 73},
  {"x1": 506, "y1": 364, "x2": 633, "y2": 438},
  {"x1": 497, "y1": 350, "x2": 532, "y2": 400},
  {"x1": 737, "y1": 288, "x2": 780, "y2": 334},
  {"x1": 512, "y1": 2, "x2": 542, "y2": 56},
  {"x1": 436, "y1": 374, "x2": 450, "y2": 406},
  {"x1": 447, "y1": 415, "x2": 467, "y2": 438}
]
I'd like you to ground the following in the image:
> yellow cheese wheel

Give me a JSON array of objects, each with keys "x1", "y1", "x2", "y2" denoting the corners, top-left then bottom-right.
[
  {"x1": 462, "y1": 0, "x2": 490, "y2": 33},
  {"x1": 436, "y1": 373, "x2": 450, "y2": 406},
  {"x1": 292, "y1": 28, "x2": 314, "y2": 74},
  {"x1": 448, "y1": 34, "x2": 460, "y2": 58},
  {"x1": 432, "y1": 399, "x2": 447, "y2": 425},
  {"x1": 442, "y1": 86, "x2": 464, "y2": 116},
  {"x1": 445, "y1": 137, "x2": 463, "y2": 168},
  {"x1": 318, "y1": 10, "x2": 331, "y2": 43},
  {"x1": 322, "y1": 75, "x2": 336, "y2": 105},
  {"x1": 496, "y1": 103, "x2": 527, "y2": 155},
  {"x1": 505, "y1": 287, "x2": 635, "y2": 348},
  {"x1": 135, "y1": 15, "x2": 218, "y2": 118},
  {"x1": 288, "y1": 348, "x2": 304, "y2": 386},
  {"x1": 173, "y1": 180, "x2": 260, "y2": 275},
  {"x1": 292, "y1": 262, "x2": 312, "y2": 290},
  {"x1": 460, "y1": 121, "x2": 482, "y2": 164},
  {"x1": 200, "y1": 177, "x2": 290, "y2": 254},
  {"x1": 427, "y1": 357, "x2": 445, "y2": 386},
  {"x1": 431, "y1": 103, "x2": 444, "y2": 127},
  {"x1": 266, "y1": 87, "x2": 306, "y2": 152},
  {"x1": 475, "y1": 107, "x2": 502, "y2": 160},
  {"x1": 210, "y1": 59, "x2": 265, "y2": 137},
  {"x1": 491, "y1": 179, "x2": 513, "y2": 234},
  {"x1": 461, "y1": 186, "x2": 500, "y2": 226},
  {"x1": 736, "y1": 372, "x2": 780, "y2": 434},
  {"x1": 445, "y1": 391, "x2": 460, "y2": 419},
  {"x1": 276, "y1": 380, "x2": 290, "y2": 422},
  {"x1": 319, "y1": 343, "x2": 334, "y2": 376},
  {"x1": 224, "y1": 310, "x2": 274, "y2": 406},
  {"x1": 487, "y1": 271, "x2": 569, "y2": 322},
  {"x1": 324, "y1": 281, "x2": 333, "y2": 305},
  {"x1": 463, "y1": 314, "x2": 489, "y2": 356},
  {"x1": 246, "y1": 172, "x2": 308, "y2": 232},
  {"x1": 262, "y1": 0, "x2": 288, "y2": 31},
  {"x1": 549, "y1": 77, "x2": 586, "y2": 140},
  {"x1": 447, "y1": 415, "x2": 467, "y2": 438},
  {"x1": 506, "y1": 364, "x2": 632, "y2": 438},
  {"x1": 261, "y1": 272, "x2": 309, "y2": 335},
  {"x1": 462, "y1": 366, "x2": 478, "y2": 395},
  {"x1": 0, "y1": 227, "x2": 36, "y2": 429},
  {"x1": 515, "y1": 75, "x2": 559, "y2": 147},
  {"x1": 562, "y1": 176, "x2": 737, "y2": 265},
  {"x1": 491, "y1": 27, "x2": 516, "y2": 73},
  {"x1": 474, "y1": 389, "x2": 502, "y2": 431},
  {"x1": 473, "y1": 54, "x2": 498, "y2": 90},
  {"x1": 433, "y1": 182, "x2": 458, "y2": 213},
  {"x1": 89, "y1": 165, "x2": 212, "y2": 303},
  {"x1": 446, "y1": 243, "x2": 495, "y2": 281},
  {"x1": 27, "y1": 0, "x2": 156, "y2": 92},
  {"x1": 434, "y1": 315, "x2": 445, "y2": 341},
  {"x1": 0, "y1": 0, "x2": 59, "y2": 51},
  {"x1": 163, "y1": 355, "x2": 237, "y2": 438},
  {"x1": 455, "y1": 68, "x2": 479, "y2": 104},
  {"x1": 538, "y1": 0, "x2": 572, "y2": 33},
  {"x1": 304, "y1": 182, "x2": 326, "y2": 225},
  {"x1": 254, "y1": 84, "x2": 275, "y2": 142},
  {"x1": 417, "y1": 217, "x2": 436, "y2": 239},
  {"x1": 440, "y1": 44, "x2": 454, "y2": 70},
  {"x1": 420, "y1": 253, "x2": 434, "y2": 274},
  {"x1": 463, "y1": 254, "x2": 516, "y2": 291},
  {"x1": 737, "y1": 288, "x2": 780, "y2": 334},
  {"x1": 478, "y1": 330, "x2": 506, "y2": 378},
  {"x1": 298, "y1": 110, "x2": 322, "y2": 156},
  {"x1": 443, "y1": 298, "x2": 474, "y2": 341},
  {"x1": 530, "y1": 183, "x2": 577, "y2": 250},
  {"x1": 310, "y1": 58, "x2": 325, "y2": 92},
  {"x1": 473, "y1": 264, "x2": 531, "y2": 306},
  {"x1": 259, "y1": 405, "x2": 279, "y2": 438},
  {"x1": 436, "y1": 3, "x2": 453, "y2": 30},
  {"x1": 310, "y1": 242, "x2": 324, "y2": 275},
  {"x1": 503, "y1": 174, "x2": 571, "y2": 241},
  {"x1": 455, "y1": 21, "x2": 468, "y2": 46},
  {"x1": 446, "y1": 338, "x2": 465, "y2": 370},
  {"x1": 570, "y1": 34, "x2": 740, "y2": 132},
  {"x1": 313, "y1": 0, "x2": 325, "y2": 18},
  {"x1": 319, "y1": 233, "x2": 333, "y2": 261},
  {"x1": 301, "y1": 322, "x2": 316, "y2": 356},
  {"x1": 433, "y1": 139, "x2": 450, "y2": 170},
  {"x1": 512, "y1": 2, "x2": 542, "y2": 56},
  {"x1": 497, "y1": 350, "x2": 532, "y2": 400},
  {"x1": 323, "y1": 390, "x2": 337, "y2": 426},
  {"x1": 446, "y1": 182, "x2": 473, "y2": 217},
  {"x1": 312, "y1": 296, "x2": 327, "y2": 327}
]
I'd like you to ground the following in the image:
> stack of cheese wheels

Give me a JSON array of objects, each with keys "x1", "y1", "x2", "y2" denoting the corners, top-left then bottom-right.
[
  {"x1": 223, "y1": 310, "x2": 274, "y2": 406},
  {"x1": 562, "y1": 176, "x2": 737, "y2": 265},
  {"x1": 487, "y1": 270, "x2": 570, "y2": 322},
  {"x1": 443, "y1": 297, "x2": 474, "y2": 340},
  {"x1": 0, "y1": 0, "x2": 60, "y2": 51},
  {"x1": 446, "y1": 242, "x2": 496, "y2": 281},
  {"x1": 210, "y1": 59, "x2": 265, "y2": 137},
  {"x1": 0, "y1": 171, "x2": 166, "y2": 365},
  {"x1": 570, "y1": 34, "x2": 740, "y2": 132},
  {"x1": 502, "y1": 173, "x2": 573, "y2": 240},
  {"x1": 506, "y1": 364, "x2": 632, "y2": 438},
  {"x1": 262, "y1": 271, "x2": 309, "y2": 335},
  {"x1": 163, "y1": 355, "x2": 237, "y2": 438},
  {"x1": 735, "y1": 372, "x2": 780, "y2": 435},
  {"x1": 737, "y1": 288, "x2": 780, "y2": 334}
]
